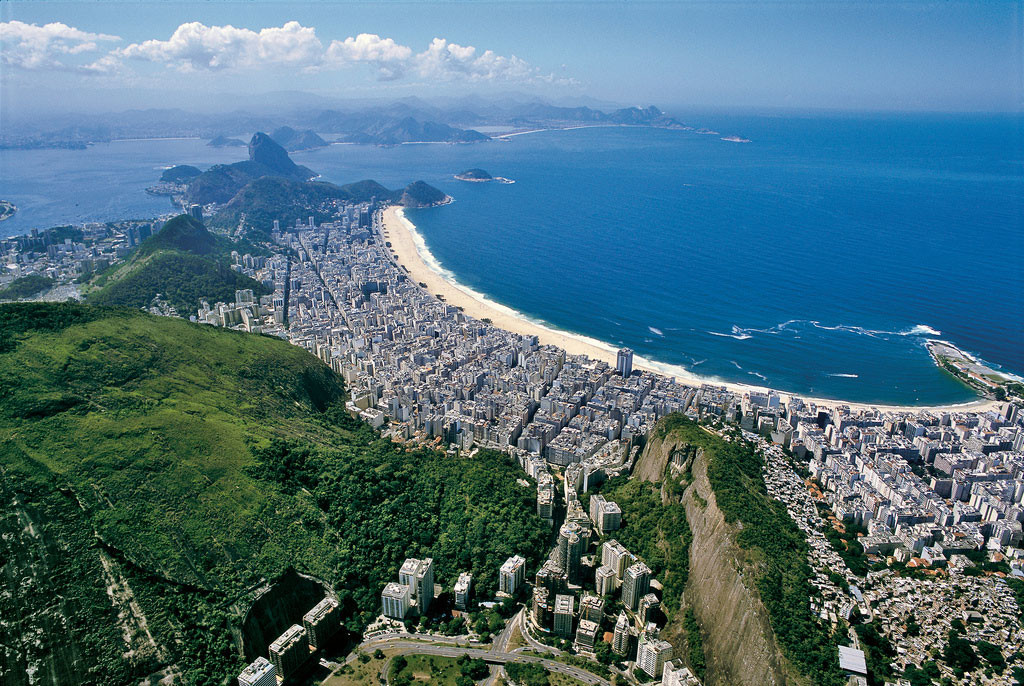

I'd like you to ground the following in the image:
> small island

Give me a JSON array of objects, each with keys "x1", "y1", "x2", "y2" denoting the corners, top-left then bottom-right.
[
  {"x1": 454, "y1": 168, "x2": 514, "y2": 184},
  {"x1": 207, "y1": 135, "x2": 247, "y2": 148},
  {"x1": 0, "y1": 200, "x2": 16, "y2": 221}
]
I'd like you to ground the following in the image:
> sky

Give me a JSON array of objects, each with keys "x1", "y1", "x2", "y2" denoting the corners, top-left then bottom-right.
[{"x1": 1, "y1": 1, "x2": 1021, "y2": 115}]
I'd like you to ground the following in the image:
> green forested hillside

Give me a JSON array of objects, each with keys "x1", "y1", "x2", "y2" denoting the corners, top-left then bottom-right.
[
  {"x1": 0, "y1": 303, "x2": 547, "y2": 686},
  {"x1": 0, "y1": 274, "x2": 54, "y2": 299},
  {"x1": 87, "y1": 214, "x2": 268, "y2": 313},
  {"x1": 89, "y1": 250, "x2": 266, "y2": 313}
]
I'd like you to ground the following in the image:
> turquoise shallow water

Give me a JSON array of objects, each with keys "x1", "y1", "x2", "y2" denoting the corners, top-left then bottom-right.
[{"x1": 2, "y1": 113, "x2": 1021, "y2": 404}]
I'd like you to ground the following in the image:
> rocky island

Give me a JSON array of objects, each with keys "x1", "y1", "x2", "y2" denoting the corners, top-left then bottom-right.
[
  {"x1": 0, "y1": 200, "x2": 17, "y2": 221},
  {"x1": 454, "y1": 168, "x2": 514, "y2": 184},
  {"x1": 270, "y1": 126, "x2": 328, "y2": 152},
  {"x1": 207, "y1": 134, "x2": 247, "y2": 147}
]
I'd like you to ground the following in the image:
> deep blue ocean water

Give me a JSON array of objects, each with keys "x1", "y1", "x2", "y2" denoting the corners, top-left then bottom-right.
[{"x1": 2, "y1": 113, "x2": 1021, "y2": 405}]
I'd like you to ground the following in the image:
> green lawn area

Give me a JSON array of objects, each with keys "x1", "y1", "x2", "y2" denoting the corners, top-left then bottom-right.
[
  {"x1": 393, "y1": 654, "x2": 465, "y2": 685},
  {"x1": 322, "y1": 653, "x2": 387, "y2": 686}
]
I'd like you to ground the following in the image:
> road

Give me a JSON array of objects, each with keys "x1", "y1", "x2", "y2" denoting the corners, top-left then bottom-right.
[
  {"x1": 511, "y1": 609, "x2": 562, "y2": 656},
  {"x1": 359, "y1": 635, "x2": 612, "y2": 686}
]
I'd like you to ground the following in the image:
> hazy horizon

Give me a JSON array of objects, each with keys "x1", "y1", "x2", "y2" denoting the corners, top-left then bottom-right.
[{"x1": 2, "y1": 1, "x2": 1022, "y2": 119}]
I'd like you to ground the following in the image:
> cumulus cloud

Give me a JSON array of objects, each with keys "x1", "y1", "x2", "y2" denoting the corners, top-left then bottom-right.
[
  {"x1": 3, "y1": 20, "x2": 573, "y2": 85},
  {"x1": 416, "y1": 38, "x2": 571, "y2": 85},
  {"x1": 117, "y1": 21, "x2": 323, "y2": 71},
  {"x1": 0, "y1": 20, "x2": 120, "y2": 71},
  {"x1": 324, "y1": 33, "x2": 413, "y2": 80}
]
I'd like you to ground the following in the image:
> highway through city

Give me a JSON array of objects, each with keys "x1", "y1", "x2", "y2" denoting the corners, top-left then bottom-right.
[{"x1": 356, "y1": 634, "x2": 612, "y2": 686}]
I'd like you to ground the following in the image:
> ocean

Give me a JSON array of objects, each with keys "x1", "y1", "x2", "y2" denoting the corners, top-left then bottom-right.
[{"x1": 2, "y1": 113, "x2": 1021, "y2": 405}]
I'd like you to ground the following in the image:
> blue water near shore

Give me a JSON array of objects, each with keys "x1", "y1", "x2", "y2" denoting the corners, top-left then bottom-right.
[{"x1": 2, "y1": 113, "x2": 1021, "y2": 405}]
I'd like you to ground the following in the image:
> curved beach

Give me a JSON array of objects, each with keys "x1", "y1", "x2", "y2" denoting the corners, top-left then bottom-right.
[{"x1": 380, "y1": 205, "x2": 999, "y2": 414}]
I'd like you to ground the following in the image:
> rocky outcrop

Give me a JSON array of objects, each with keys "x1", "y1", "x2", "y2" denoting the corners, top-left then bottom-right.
[
  {"x1": 640, "y1": 431, "x2": 807, "y2": 686},
  {"x1": 240, "y1": 568, "x2": 332, "y2": 661}
]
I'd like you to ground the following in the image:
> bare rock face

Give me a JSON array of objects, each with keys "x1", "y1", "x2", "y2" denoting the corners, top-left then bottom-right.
[{"x1": 639, "y1": 432, "x2": 808, "y2": 686}]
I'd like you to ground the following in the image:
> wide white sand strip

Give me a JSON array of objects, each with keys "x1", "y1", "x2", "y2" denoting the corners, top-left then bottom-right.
[{"x1": 379, "y1": 205, "x2": 999, "y2": 415}]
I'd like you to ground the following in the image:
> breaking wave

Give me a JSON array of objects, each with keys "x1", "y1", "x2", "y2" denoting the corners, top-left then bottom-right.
[{"x1": 714, "y1": 319, "x2": 941, "y2": 341}]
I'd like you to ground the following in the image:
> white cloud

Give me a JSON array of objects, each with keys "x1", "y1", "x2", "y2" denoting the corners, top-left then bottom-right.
[
  {"x1": 117, "y1": 21, "x2": 323, "y2": 71},
  {"x1": 415, "y1": 38, "x2": 568, "y2": 85},
  {"x1": 0, "y1": 20, "x2": 120, "y2": 71},
  {"x1": 3, "y1": 20, "x2": 573, "y2": 86},
  {"x1": 324, "y1": 33, "x2": 412, "y2": 80}
]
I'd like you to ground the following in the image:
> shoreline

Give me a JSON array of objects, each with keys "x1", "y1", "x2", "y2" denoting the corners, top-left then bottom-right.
[{"x1": 379, "y1": 205, "x2": 1000, "y2": 414}]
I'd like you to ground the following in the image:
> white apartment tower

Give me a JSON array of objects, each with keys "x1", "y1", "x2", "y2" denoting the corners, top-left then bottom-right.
[
  {"x1": 399, "y1": 557, "x2": 435, "y2": 612},
  {"x1": 499, "y1": 555, "x2": 526, "y2": 595},
  {"x1": 381, "y1": 582, "x2": 411, "y2": 619},
  {"x1": 637, "y1": 633, "x2": 674, "y2": 679},
  {"x1": 612, "y1": 611, "x2": 632, "y2": 656},
  {"x1": 454, "y1": 572, "x2": 472, "y2": 610},
  {"x1": 237, "y1": 657, "x2": 277, "y2": 686}
]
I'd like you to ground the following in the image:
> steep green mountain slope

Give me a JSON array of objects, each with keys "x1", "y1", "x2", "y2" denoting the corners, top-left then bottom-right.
[
  {"x1": 0, "y1": 274, "x2": 54, "y2": 300},
  {"x1": 0, "y1": 303, "x2": 548, "y2": 686},
  {"x1": 87, "y1": 214, "x2": 267, "y2": 313},
  {"x1": 208, "y1": 177, "x2": 387, "y2": 232},
  {"x1": 640, "y1": 415, "x2": 843, "y2": 686},
  {"x1": 209, "y1": 176, "x2": 448, "y2": 234}
]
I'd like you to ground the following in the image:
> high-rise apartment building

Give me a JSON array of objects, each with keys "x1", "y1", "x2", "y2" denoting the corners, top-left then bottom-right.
[
  {"x1": 499, "y1": 555, "x2": 526, "y2": 595},
  {"x1": 269, "y1": 624, "x2": 308, "y2": 680},
  {"x1": 237, "y1": 657, "x2": 277, "y2": 686},
  {"x1": 454, "y1": 572, "x2": 472, "y2": 611},
  {"x1": 622, "y1": 562, "x2": 652, "y2": 611},
  {"x1": 302, "y1": 597, "x2": 339, "y2": 650},
  {"x1": 637, "y1": 633, "x2": 674, "y2": 679},
  {"x1": 616, "y1": 348, "x2": 634, "y2": 377},
  {"x1": 553, "y1": 594, "x2": 575, "y2": 638},
  {"x1": 382, "y1": 582, "x2": 411, "y2": 619}
]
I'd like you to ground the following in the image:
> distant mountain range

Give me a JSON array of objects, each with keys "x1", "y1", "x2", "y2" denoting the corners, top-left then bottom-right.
[{"x1": 0, "y1": 97, "x2": 692, "y2": 149}]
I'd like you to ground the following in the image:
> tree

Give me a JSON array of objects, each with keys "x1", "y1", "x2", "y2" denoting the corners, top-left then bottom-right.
[{"x1": 943, "y1": 631, "x2": 979, "y2": 675}]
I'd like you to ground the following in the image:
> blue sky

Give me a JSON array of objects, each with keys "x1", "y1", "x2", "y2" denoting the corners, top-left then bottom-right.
[{"x1": 1, "y1": 1, "x2": 1020, "y2": 113}]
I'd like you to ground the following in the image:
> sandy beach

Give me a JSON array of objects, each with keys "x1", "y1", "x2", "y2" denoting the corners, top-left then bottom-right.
[{"x1": 379, "y1": 205, "x2": 1000, "y2": 415}]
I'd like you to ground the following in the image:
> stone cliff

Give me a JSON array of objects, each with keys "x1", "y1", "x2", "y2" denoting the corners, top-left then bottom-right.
[{"x1": 639, "y1": 430, "x2": 808, "y2": 686}]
